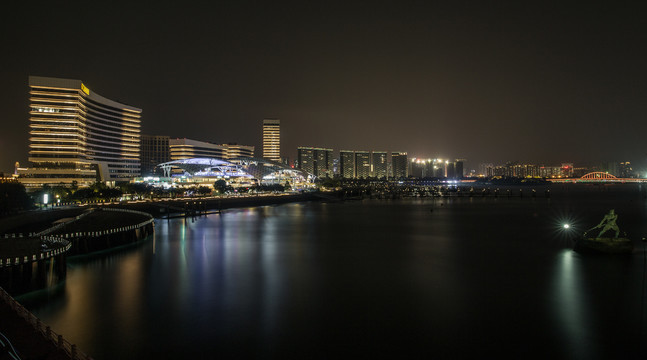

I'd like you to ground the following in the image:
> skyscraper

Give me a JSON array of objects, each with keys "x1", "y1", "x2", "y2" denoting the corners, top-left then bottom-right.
[
  {"x1": 340, "y1": 150, "x2": 355, "y2": 179},
  {"x1": 446, "y1": 161, "x2": 456, "y2": 179},
  {"x1": 315, "y1": 148, "x2": 334, "y2": 178},
  {"x1": 297, "y1": 147, "x2": 315, "y2": 175},
  {"x1": 391, "y1": 152, "x2": 408, "y2": 179},
  {"x1": 371, "y1": 151, "x2": 388, "y2": 179},
  {"x1": 409, "y1": 158, "x2": 425, "y2": 178},
  {"x1": 454, "y1": 159, "x2": 465, "y2": 179},
  {"x1": 262, "y1": 118, "x2": 281, "y2": 162},
  {"x1": 297, "y1": 147, "x2": 333, "y2": 178},
  {"x1": 355, "y1": 151, "x2": 371, "y2": 179},
  {"x1": 19, "y1": 76, "x2": 141, "y2": 187}
]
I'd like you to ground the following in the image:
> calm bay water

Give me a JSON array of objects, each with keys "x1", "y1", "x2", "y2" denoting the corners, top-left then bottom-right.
[{"x1": 18, "y1": 185, "x2": 647, "y2": 359}]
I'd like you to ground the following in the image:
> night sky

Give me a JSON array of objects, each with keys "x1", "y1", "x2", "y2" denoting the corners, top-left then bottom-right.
[{"x1": 2, "y1": 1, "x2": 646, "y2": 173}]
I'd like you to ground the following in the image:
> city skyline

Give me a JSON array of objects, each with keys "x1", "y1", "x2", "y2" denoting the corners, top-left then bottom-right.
[{"x1": 2, "y1": 2, "x2": 646, "y2": 173}]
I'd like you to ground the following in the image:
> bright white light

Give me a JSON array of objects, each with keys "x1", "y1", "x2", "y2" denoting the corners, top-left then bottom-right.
[
  {"x1": 43, "y1": 194, "x2": 49, "y2": 204},
  {"x1": 563, "y1": 224, "x2": 570, "y2": 229}
]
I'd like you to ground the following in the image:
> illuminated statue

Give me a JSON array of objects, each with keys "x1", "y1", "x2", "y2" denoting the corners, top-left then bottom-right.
[{"x1": 592, "y1": 209, "x2": 620, "y2": 238}]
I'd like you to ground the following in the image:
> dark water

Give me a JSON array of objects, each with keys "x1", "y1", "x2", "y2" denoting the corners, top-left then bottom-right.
[{"x1": 18, "y1": 185, "x2": 647, "y2": 359}]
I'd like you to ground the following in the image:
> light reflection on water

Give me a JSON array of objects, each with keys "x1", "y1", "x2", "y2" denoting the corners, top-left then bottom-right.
[
  {"x1": 553, "y1": 250, "x2": 592, "y2": 359},
  {"x1": 17, "y1": 189, "x2": 647, "y2": 359}
]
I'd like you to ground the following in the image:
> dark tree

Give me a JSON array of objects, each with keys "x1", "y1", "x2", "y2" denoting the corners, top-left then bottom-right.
[
  {"x1": 197, "y1": 186, "x2": 212, "y2": 196},
  {"x1": 0, "y1": 181, "x2": 33, "y2": 216},
  {"x1": 214, "y1": 180, "x2": 227, "y2": 194}
]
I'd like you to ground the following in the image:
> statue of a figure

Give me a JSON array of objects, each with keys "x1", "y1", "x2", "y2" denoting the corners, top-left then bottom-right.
[{"x1": 591, "y1": 209, "x2": 620, "y2": 238}]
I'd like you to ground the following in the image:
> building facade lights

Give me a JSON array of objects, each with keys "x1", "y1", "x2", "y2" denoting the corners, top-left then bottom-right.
[
  {"x1": 262, "y1": 118, "x2": 281, "y2": 162},
  {"x1": 19, "y1": 76, "x2": 142, "y2": 187}
]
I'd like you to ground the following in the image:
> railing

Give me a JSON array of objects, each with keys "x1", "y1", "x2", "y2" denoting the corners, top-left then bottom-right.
[
  {"x1": 0, "y1": 286, "x2": 93, "y2": 359},
  {"x1": 0, "y1": 237, "x2": 70, "y2": 268},
  {"x1": 0, "y1": 208, "x2": 154, "y2": 267},
  {"x1": 0, "y1": 209, "x2": 96, "y2": 239},
  {"x1": 36, "y1": 209, "x2": 96, "y2": 236},
  {"x1": 101, "y1": 208, "x2": 152, "y2": 217},
  {"x1": 55, "y1": 208, "x2": 154, "y2": 239}
]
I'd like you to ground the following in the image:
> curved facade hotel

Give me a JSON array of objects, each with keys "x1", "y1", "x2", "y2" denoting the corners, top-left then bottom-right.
[{"x1": 19, "y1": 76, "x2": 141, "y2": 187}]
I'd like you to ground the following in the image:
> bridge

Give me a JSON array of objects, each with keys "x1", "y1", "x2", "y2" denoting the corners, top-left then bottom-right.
[{"x1": 550, "y1": 172, "x2": 647, "y2": 183}]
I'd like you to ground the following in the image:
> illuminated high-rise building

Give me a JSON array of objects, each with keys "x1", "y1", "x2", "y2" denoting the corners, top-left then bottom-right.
[
  {"x1": 19, "y1": 76, "x2": 141, "y2": 187},
  {"x1": 262, "y1": 118, "x2": 281, "y2": 162},
  {"x1": 340, "y1": 150, "x2": 355, "y2": 178},
  {"x1": 297, "y1": 147, "x2": 333, "y2": 178},
  {"x1": 371, "y1": 151, "x2": 388, "y2": 179},
  {"x1": 315, "y1": 148, "x2": 334, "y2": 178},
  {"x1": 409, "y1": 158, "x2": 425, "y2": 178},
  {"x1": 355, "y1": 151, "x2": 371, "y2": 178},
  {"x1": 297, "y1": 147, "x2": 315, "y2": 175},
  {"x1": 391, "y1": 151, "x2": 408, "y2": 179}
]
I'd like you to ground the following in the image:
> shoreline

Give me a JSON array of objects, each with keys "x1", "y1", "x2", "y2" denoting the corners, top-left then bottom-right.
[{"x1": 102, "y1": 192, "x2": 330, "y2": 217}]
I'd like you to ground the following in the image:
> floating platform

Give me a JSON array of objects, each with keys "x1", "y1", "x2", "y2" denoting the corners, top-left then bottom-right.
[{"x1": 573, "y1": 237, "x2": 633, "y2": 254}]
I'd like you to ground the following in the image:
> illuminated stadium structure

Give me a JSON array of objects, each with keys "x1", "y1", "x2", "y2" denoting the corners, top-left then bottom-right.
[{"x1": 156, "y1": 157, "x2": 314, "y2": 189}]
